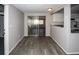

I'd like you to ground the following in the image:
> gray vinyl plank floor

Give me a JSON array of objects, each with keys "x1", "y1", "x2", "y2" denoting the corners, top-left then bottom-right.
[{"x1": 10, "y1": 36, "x2": 66, "y2": 55}]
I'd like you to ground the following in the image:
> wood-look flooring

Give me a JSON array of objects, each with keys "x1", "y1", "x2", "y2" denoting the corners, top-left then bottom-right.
[{"x1": 10, "y1": 36, "x2": 66, "y2": 55}]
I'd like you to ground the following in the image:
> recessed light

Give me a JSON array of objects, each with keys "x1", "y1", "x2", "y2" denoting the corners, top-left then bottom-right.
[{"x1": 48, "y1": 8, "x2": 52, "y2": 12}]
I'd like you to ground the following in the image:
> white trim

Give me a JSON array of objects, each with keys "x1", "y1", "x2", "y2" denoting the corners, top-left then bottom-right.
[
  {"x1": 66, "y1": 52, "x2": 79, "y2": 55},
  {"x1": 4, "y1": 4, "x2": 9, "y2": 55},
  {"x1": 8, "y1": 36, "x2": 24, "y2": 54},
  {"x1": 51, "y1": 37, "x2": 79, "y2": 55},
  {"x1": 50, "y1": 36, "x2": 68, "y2": 54}
]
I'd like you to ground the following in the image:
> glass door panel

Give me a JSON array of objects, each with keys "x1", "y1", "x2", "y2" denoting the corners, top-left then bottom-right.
[
  {"x1": 28, "y1": 16, "x2": 45, "y2": 36},
  {"x1": 39, "y1": 16, "x2": 45, "y2": 36}
]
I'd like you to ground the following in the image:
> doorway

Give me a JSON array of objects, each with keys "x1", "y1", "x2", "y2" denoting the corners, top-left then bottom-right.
[
  {"x1": 0, "y1": 4, "x2": 4, "y2": 55},
  {"x1": 28, "y1": 16, "x2": 45, "y2": 36}
]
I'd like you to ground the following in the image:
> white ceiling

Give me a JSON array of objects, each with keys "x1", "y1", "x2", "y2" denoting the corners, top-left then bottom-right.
[{"x1": 13, "y1": 4, "x2": 64, "y2": 13}]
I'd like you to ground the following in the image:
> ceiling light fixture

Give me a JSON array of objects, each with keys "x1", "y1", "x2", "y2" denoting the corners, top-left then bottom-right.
[{"x1": 48, "y1": 8, "x2": 52, "y2": 12}]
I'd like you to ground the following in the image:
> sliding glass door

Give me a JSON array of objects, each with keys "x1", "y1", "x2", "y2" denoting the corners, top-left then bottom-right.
[{"x1": 28, "y1": 16, "x2": 45, "y2": 36}]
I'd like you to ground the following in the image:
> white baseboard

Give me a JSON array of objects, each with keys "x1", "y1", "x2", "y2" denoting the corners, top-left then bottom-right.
[
  {"x1": 50, "y1": 36, "x2": 79, "y2": 55},
  {"x1": 50, "y1": 36, "x2": 68, "y2": 54},
  {"x1": 8, "y1": 36, "x2": 24, "y2": 54},
  {"x1": 66, "y1": 52, "x2": 79, "y2": 55}
]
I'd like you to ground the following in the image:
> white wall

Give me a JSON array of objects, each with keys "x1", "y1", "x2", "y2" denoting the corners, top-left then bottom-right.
[
  {"x1": 69, "y1": 34, "x2": 79, "y2": 54},
  {"x1": 64, "y1": 5, "x2": 71, "y2": 54},
  {"x1": 4, "y1": 4, "x2": 9, "y2": 55},
  {"x1": 24, "y1": 13, "x2": 52, "y2": 36},
  {"x1": 46, "y1": 14, "x2": 52, "y2": 36},
  {"x1": 5, "y1": 5, "x2": 24, "y2": 54},
  {"x1": 64, "y1": 5, "x2": 79, "y2": 54},
  {"x1": 50, "y1": 26, "x2": 67, "y2": 52},
  {"x1": 24, "y1": 13, "x2": 28, "y2": 36},
  {"x1": 68, "y1": 12, "x2": 79, "y2": 54},
  {"x1": 50, "y1": 5, "x2": 71, "y2": 54},
  {"x1": 50, "y1": 4, "x2": 79, "y2": 54}
]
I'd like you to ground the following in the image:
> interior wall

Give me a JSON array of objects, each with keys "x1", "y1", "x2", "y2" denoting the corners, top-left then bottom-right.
[
  {"x1": 51, "y1": 4, "x2": 79, "y2": 54},
  {"x1": 69, "y1": 10, "x2": 79, "y2": 54},
  {"x1": 24, "y1": 13, "x2": 52, "y2": 36},
  {"x1": 5, "y1": 5, "x2": 24, "y2": 54},
  {"x1": 64, "y1": 5, "x2": 79, "y2": 54},
  {"x1": 4, "y1": 4, "x2": 9, "y2": 55},
  {"x1": 63, "y1": 5, "x2": 71, "y2": 54},
  {"x1": 50, "y1": 7, "x2": 66, "y2": 52},
  {"x1": 50, "y1": 5, "x2": 71, "y2": 54}
]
